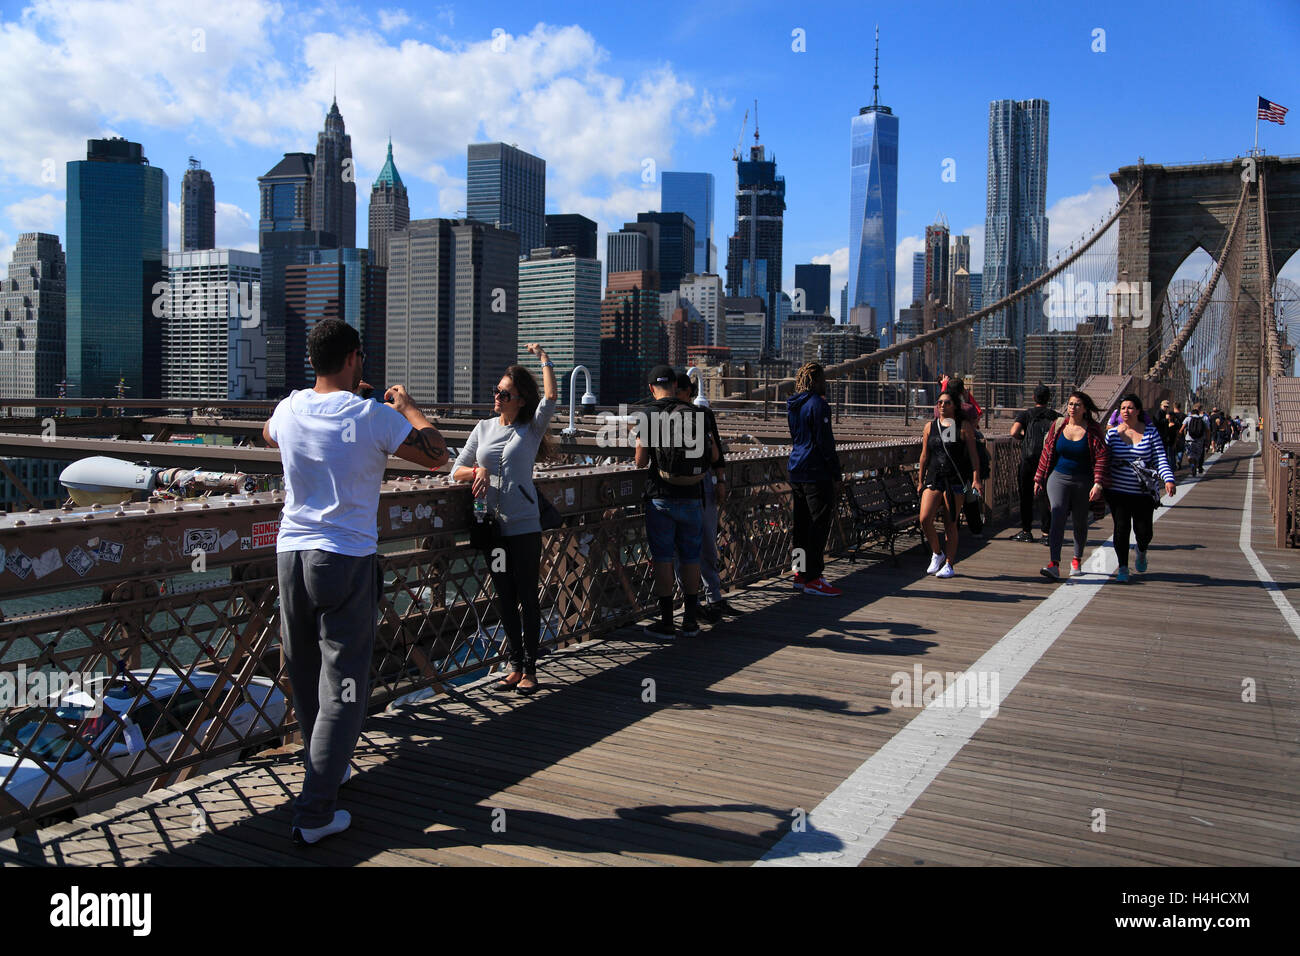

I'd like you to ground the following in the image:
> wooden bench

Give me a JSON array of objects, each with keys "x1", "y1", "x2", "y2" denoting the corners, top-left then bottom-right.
[{"x1": 844, "y1": 470, "x2": 923, "y2": 565}]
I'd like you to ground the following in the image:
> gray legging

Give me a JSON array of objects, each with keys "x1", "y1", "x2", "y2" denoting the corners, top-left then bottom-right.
[{"x1": 1046, "y1": 470, "x2": 1091, "y2": 564}]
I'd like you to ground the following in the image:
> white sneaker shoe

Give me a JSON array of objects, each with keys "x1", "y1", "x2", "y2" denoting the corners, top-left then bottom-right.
[
  {"x1": 926, "y1": 552, "x2": 946, "y2": 575},
  {"x1": 292, "y1": 809, "x2": 351, "y2": 845},
  {"x1": 340, "y1": 763, "x2": 353, "y2": 785},
  {"x1": 935, "y1": 562, "x2": 956, "y2": 578}
]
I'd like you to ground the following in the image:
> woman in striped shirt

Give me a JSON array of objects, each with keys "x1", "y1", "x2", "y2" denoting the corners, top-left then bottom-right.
[{"x1": 1105, "y1": 393, "x2": 1177, "y2": 583}]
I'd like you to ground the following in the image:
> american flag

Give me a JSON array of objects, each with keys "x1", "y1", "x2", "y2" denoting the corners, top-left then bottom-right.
[{"x1": 1258, "y1": 96, "x2": 1288, "y2": 125}]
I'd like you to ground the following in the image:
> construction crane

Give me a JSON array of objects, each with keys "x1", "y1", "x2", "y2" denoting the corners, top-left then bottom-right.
[{"x1": 732, "y1": 108, "x2": 749, "y2": 161}]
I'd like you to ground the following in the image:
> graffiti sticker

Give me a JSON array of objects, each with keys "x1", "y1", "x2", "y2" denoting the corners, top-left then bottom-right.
[{"x1": 65, "y1": 546, "x2": 95, "y2": 577}]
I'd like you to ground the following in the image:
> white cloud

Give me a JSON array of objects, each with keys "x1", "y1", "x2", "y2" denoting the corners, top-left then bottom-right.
[
  {"x1": 377, "y1": 8, "x2": 410, "y2": 31},
  {"x1": 215, "y1": 201, "x2": 257, "y2": 251},
  {"x1": 1047, "y1": 184, "x2": 1118, "y2": 257},
  {"x1": 5, "y1": 193, "x2": 64, "y2": 232}
]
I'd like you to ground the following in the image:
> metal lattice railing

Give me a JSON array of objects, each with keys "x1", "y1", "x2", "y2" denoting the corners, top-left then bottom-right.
[{"x1": 0, "y1": 438, "x2": 1025, "y2": 828}]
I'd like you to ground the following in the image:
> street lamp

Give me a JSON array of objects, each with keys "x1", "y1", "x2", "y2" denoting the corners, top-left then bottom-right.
[
  {"x1": 562, "y1": 365, "x2": 598, "y2": 437},
  {"x1": 686, "y1": 365, "x2": 710, "y2": 407}
]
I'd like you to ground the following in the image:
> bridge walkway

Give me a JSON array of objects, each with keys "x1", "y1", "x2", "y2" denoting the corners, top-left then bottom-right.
[{"x1": 3, "y1": 443, "x2": 1297, "y2": 866}]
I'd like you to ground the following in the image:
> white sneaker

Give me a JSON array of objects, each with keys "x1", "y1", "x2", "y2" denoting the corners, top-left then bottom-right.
[
  {"x1": 292, "y1": 810, "x2": 351, "y2": 845},
  {"x1": 340, "y1": 763, "x2": 353, "y2": 785},
  {"x1": 935, "y1": 562, "x2": 956, "y2": 578},
  {"x1": 926, "y1": 552, "x2": 946, "y2": 575}
]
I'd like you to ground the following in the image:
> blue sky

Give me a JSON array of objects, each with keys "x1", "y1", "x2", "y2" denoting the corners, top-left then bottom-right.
[{"x1": 1, "y1": 0, "x2": 1297, "y2": 318}]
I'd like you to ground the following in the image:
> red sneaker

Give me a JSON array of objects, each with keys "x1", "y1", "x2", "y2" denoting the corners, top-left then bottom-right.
[
  {"x1": 1070, "y1": 558, "x2": 1081, "y2": 573},
  {"x1": 802, "y1": 577, "x2": 842, "y2": 597},
  {"x1": 792, "y1": 573, "x2": 807, "y2": 592}
]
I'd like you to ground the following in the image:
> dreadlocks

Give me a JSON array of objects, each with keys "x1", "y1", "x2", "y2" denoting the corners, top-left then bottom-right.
[{"x1": 795, "y1": 362, "x2": 825, "y2": 394}]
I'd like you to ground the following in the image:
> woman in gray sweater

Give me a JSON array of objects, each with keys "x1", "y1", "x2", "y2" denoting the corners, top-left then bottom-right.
[{"x1": 452, "y1": 344, "x2": 558, "y2": 694}]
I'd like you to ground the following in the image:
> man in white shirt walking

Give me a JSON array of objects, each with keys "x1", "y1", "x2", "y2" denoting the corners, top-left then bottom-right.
[{"x1": 263, "y1": 319, "x2": 448, "y2": 845}]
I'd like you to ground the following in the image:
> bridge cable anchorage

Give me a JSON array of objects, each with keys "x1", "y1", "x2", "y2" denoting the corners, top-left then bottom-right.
[
  {"x1": 732, "y1": 183, "x2": 1142, "y2": 401},
  {"x1": 1145, "y1": 179, "x2": 1251, "y2": 382}
]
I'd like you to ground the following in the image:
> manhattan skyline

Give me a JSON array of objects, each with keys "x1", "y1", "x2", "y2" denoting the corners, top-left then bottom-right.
[{"x1": 0, "y1": 0, "x2": 1296, "y2": 327}]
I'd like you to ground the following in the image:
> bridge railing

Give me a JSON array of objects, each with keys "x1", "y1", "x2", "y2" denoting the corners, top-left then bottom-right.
[
  {"x1": 1262, "y1": 377, "x2": 1300, "y2": 548},
  {"x1": 0, "y1": 437, "x2": 1023, "y2": 829}
]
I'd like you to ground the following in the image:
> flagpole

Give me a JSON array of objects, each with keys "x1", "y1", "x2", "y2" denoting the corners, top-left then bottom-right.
[{"x1": 1254, "y1": 102, "x2": 1259, "y2": 156}]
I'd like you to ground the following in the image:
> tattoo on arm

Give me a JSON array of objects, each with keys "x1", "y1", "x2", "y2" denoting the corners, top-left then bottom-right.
[{"x1": 404, "y1": 427, "x2": 447, "y2": 465}]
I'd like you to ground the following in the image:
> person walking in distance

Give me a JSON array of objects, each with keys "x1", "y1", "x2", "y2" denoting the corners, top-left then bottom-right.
[
  {"x1": 452, "y1": 344, "x2": 557, "y2": 694},
  {"x1": 675, "y1": 372, "x2": 737, "y2": 620},
  {"x1": 787, "y1": 362, "x2": 843, "y2": 596},
  {"x1": 636, "y1": 365, "x2": 717, "y2": 636},
  {"x1": 1010, "y1": 385, "x2": 1057, "y2": 543},
  {"x1": 1106, "y1": 394, "x2": 1176, "y2": 583},
  {"x1": 1180, "y1": 403, "x2": 1209, "y2": 476},
  {"x1": 263, "y1": 319, "x2": 448, "y2": 845},
  {"x1": 1033, "y1": 390, "x2": 1110, "y2": 580},
  {"x1": 916, "y1": 391, "x2": 985, "y2": 579}
]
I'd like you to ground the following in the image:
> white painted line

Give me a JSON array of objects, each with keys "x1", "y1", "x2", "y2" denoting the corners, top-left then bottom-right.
[
  {"x1": 756, "y1": 453, "x2": 1214, "y2": 866},
  {"x1": 1238, "y1": 455, "x2": 1300, "y2": 640}
]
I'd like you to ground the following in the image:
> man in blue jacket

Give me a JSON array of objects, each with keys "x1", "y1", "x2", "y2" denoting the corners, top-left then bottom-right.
[{"x1": 787, "y1": 362, "x2": 842, "y2": 596}]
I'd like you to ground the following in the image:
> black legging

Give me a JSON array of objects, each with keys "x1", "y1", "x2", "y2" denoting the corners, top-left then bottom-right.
[
  {"x1": 1106, "y1": 490, "x2": 1155, "y2": 568},
  {"x1": 488, "y1": 531, "x2": 543, "y2": 672}
]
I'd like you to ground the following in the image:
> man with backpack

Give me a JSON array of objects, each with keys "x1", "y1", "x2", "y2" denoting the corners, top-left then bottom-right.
[
  {"x1": 1010, "y1": 385, "x2": 1056, "y2": 543},
  {"x1": 1181, "y1": 403, "x2": 1210, "y2": 476},
  {"x1": 635, "y1": 365, "x2": 717, "y2": 638}
]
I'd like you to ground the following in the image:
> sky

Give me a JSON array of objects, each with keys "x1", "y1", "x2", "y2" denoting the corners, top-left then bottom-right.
[{"x1": 1, "y1": 0, "x2": 1297, "y2": 321}]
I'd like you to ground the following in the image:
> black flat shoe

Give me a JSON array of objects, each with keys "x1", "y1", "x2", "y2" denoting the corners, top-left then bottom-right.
[{"x1": 496, "y1": 671, "x2": 523, "y2": 691}]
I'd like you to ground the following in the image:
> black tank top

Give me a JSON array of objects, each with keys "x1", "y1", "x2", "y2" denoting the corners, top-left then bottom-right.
[{"x1": 927, "y1": 417, "x2": 972, "y2": 480}]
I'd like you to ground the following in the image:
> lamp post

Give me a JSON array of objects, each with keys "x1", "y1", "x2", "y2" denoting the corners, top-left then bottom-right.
[
  {"x1": 686, "y1": 365, "x2": 710, "y2": 407},
  {"x1": 562, "y1": 365, "x2": 598, "y2": 437}
]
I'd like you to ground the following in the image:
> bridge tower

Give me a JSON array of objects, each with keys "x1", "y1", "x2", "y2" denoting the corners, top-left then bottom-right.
[{"x1": 1109, "y1": 156, "x2": 1300, "y2": 418}]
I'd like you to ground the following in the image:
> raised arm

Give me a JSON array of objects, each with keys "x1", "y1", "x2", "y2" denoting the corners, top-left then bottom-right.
[{"x1": 525, "y1": 343, "x2": 558, "y2": 402}]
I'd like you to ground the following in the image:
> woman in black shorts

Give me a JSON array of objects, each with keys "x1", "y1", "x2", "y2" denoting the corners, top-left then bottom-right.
[{"x1": 916, "y1": 392, "x2": 985, "y2": 578}]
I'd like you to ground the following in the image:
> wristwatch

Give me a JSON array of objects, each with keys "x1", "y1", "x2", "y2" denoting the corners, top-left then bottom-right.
[{"x1": 540, "y1": 361, "x2": 553, "y2": 369}]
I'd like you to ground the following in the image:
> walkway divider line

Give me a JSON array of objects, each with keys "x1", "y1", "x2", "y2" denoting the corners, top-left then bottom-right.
[
  {"x1": 1238, "y1": 455, "x2": 1300, "y2": 640},
  {"x1": 756, "y1": 450, "x2": 1219, "y2": 866}
]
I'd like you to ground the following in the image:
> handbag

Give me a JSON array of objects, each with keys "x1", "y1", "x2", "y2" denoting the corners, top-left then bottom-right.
[{"x1": 1129, "y1": 459, "x2": 1162, "y2": 504}]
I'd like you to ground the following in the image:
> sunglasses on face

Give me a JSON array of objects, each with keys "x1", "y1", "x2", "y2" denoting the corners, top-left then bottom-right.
[{"x1": 492, "y1": 386, "x2": 516, "y2": 401}]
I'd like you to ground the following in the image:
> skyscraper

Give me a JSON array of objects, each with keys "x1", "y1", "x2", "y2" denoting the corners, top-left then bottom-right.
[
  {"x1": 519, "y1": 247, "x2": 602, "y2": 400},
  {"x1": 312, "y1": 98, "x2": 356, "y2": 248},
  {"x1": 912, "y1": 252, "x2": 925, "y2": 307},
  {"x1": 467, "y1": 142, "x2": 546, "y2": 258},
  {"x1": 924, "y1": 219, "x2": 950, "y2": 306},
  {"x1": 65, "y1": 137, "x2": 168, "y2": 401},
  {"x1": 661, "y1": 172, "x2": 715, "y2": 274},
  {"x1": 983, "y1": 98, "x2": 1049, "y2": 351},
  {"x1": 258, "y1": 151, "x2": 332, "y2": 395},
  {"x1": 180, "y1": 158, "x2": 215, "y2": 251},
  {"x1": 679, "y1": 273, "x2": 725, "y2": 347},
  {"x1": 0, "y1": 233, "x2": 65, "y2": 413},
  {"x1": 794, "y1": 263, "x2": 831, "y2": 316},
  {"x1": 635, "y1": 212, "x2": 695, "y2": 295},
  {"x1": 725, "y1": 123, "x2": 785, "y2": 360},
  {"x1": 949, "y1": 234, "x2": 971, "y2": 304},
  {"x1": 544, "y1": 214, "x2": 598, "y2": 260},
  {"x1": 848, "y1": 27, "x2": 899, "y2": 346},
  {"x1": 284, "y1": 262, "x2": 344, "y2": 389},
  {"x1": 163, "y1": 249, "x2": 263, "y2": 400},
  {"x1": 600, "y1": 271, "x2": 661, "y2": 405},
  {"x1": 368, "y1": 140, "x2": 408, "y2": 268},
  {"x1": 607, "y1": 229, "x2": 653, "y2": 275}
]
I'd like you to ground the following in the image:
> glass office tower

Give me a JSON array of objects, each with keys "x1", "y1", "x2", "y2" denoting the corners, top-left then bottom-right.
[
  {"x1": 983, "y1": 98, "x2": 1049, "y2": 350},
  {"x1": 661, "y1": 172, "x2": 715, "y2": 275},
  {"x1": 66, "y1": 137, "x2": 168, "y2": 401},
  {"x1": 467, "y1": 142, "x2": 546, "y2": 258},
  {"x1": 848, "y1": 102, "x2": 899, "y2": 347}
]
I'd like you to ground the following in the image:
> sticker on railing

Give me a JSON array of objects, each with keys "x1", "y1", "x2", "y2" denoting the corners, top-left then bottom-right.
[
  {"x1": 31, "y1": 547, "x2": 63, "y2": 579},
  {"x1": 5, "y1": 548, "x2": 33, "y2": 578},
  {"x1": 96, "y1": 539, "x2": 124, "y2": 563},
  {"x1": 64, "y1": 546, "x2": 95, "y2": 577},
  {"x1": 251, "y1": 521, "x2": 279, "y2": 548},
  {"x1": 183, "y1": 528, "x2": 219, "y2": 554}
]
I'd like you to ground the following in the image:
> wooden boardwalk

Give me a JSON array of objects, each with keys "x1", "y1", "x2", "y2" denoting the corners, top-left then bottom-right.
[{"x1": 3, "y1": 443, "x2": 1297, "y2": 866}]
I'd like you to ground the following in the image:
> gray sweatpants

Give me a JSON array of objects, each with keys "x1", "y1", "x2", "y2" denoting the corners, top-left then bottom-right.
[
  {"x1": 1046, "y1": 470, "x2": 1091, "y2": 564},
  {"x1": 277, "y1": 549, "x2": 379, "y2": 830}
]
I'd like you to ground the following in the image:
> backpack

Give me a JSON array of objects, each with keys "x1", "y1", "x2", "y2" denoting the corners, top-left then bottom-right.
[
  {"x1": 650, "y1": 399, "x2": 709, "y2": 485},
  {"x1": 1186, "y1": 415, "x2": 1206, "y2": 440},
  {"x1": 1023, "y1": 408, "x2": 1054, "y2": 462}
]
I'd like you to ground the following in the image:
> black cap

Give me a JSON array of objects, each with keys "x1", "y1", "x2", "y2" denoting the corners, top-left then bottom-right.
[{"x1": 649, "y1": 364, "x2": 676, "y2": 387}]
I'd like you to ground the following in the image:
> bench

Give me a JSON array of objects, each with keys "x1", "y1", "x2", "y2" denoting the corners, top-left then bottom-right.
[{"x1": 844, "y1": 470, "x2": 923, "y2": 565}]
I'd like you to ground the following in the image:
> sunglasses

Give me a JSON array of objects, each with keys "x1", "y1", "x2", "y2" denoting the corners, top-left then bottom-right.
[{"x1": 492, "y1": 386, "x2": 517, "y2": 401}]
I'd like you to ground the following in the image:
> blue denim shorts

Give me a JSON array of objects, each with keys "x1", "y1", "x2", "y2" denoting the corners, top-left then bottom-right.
[{"x1": 645, "y1": 498, "x2": 703, "y2": 563}]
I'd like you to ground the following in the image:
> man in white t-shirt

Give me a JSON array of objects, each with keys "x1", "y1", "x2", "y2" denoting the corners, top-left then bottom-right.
[{"x1": 263, "y1": 318, "x2": 447, "y2": 845}]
